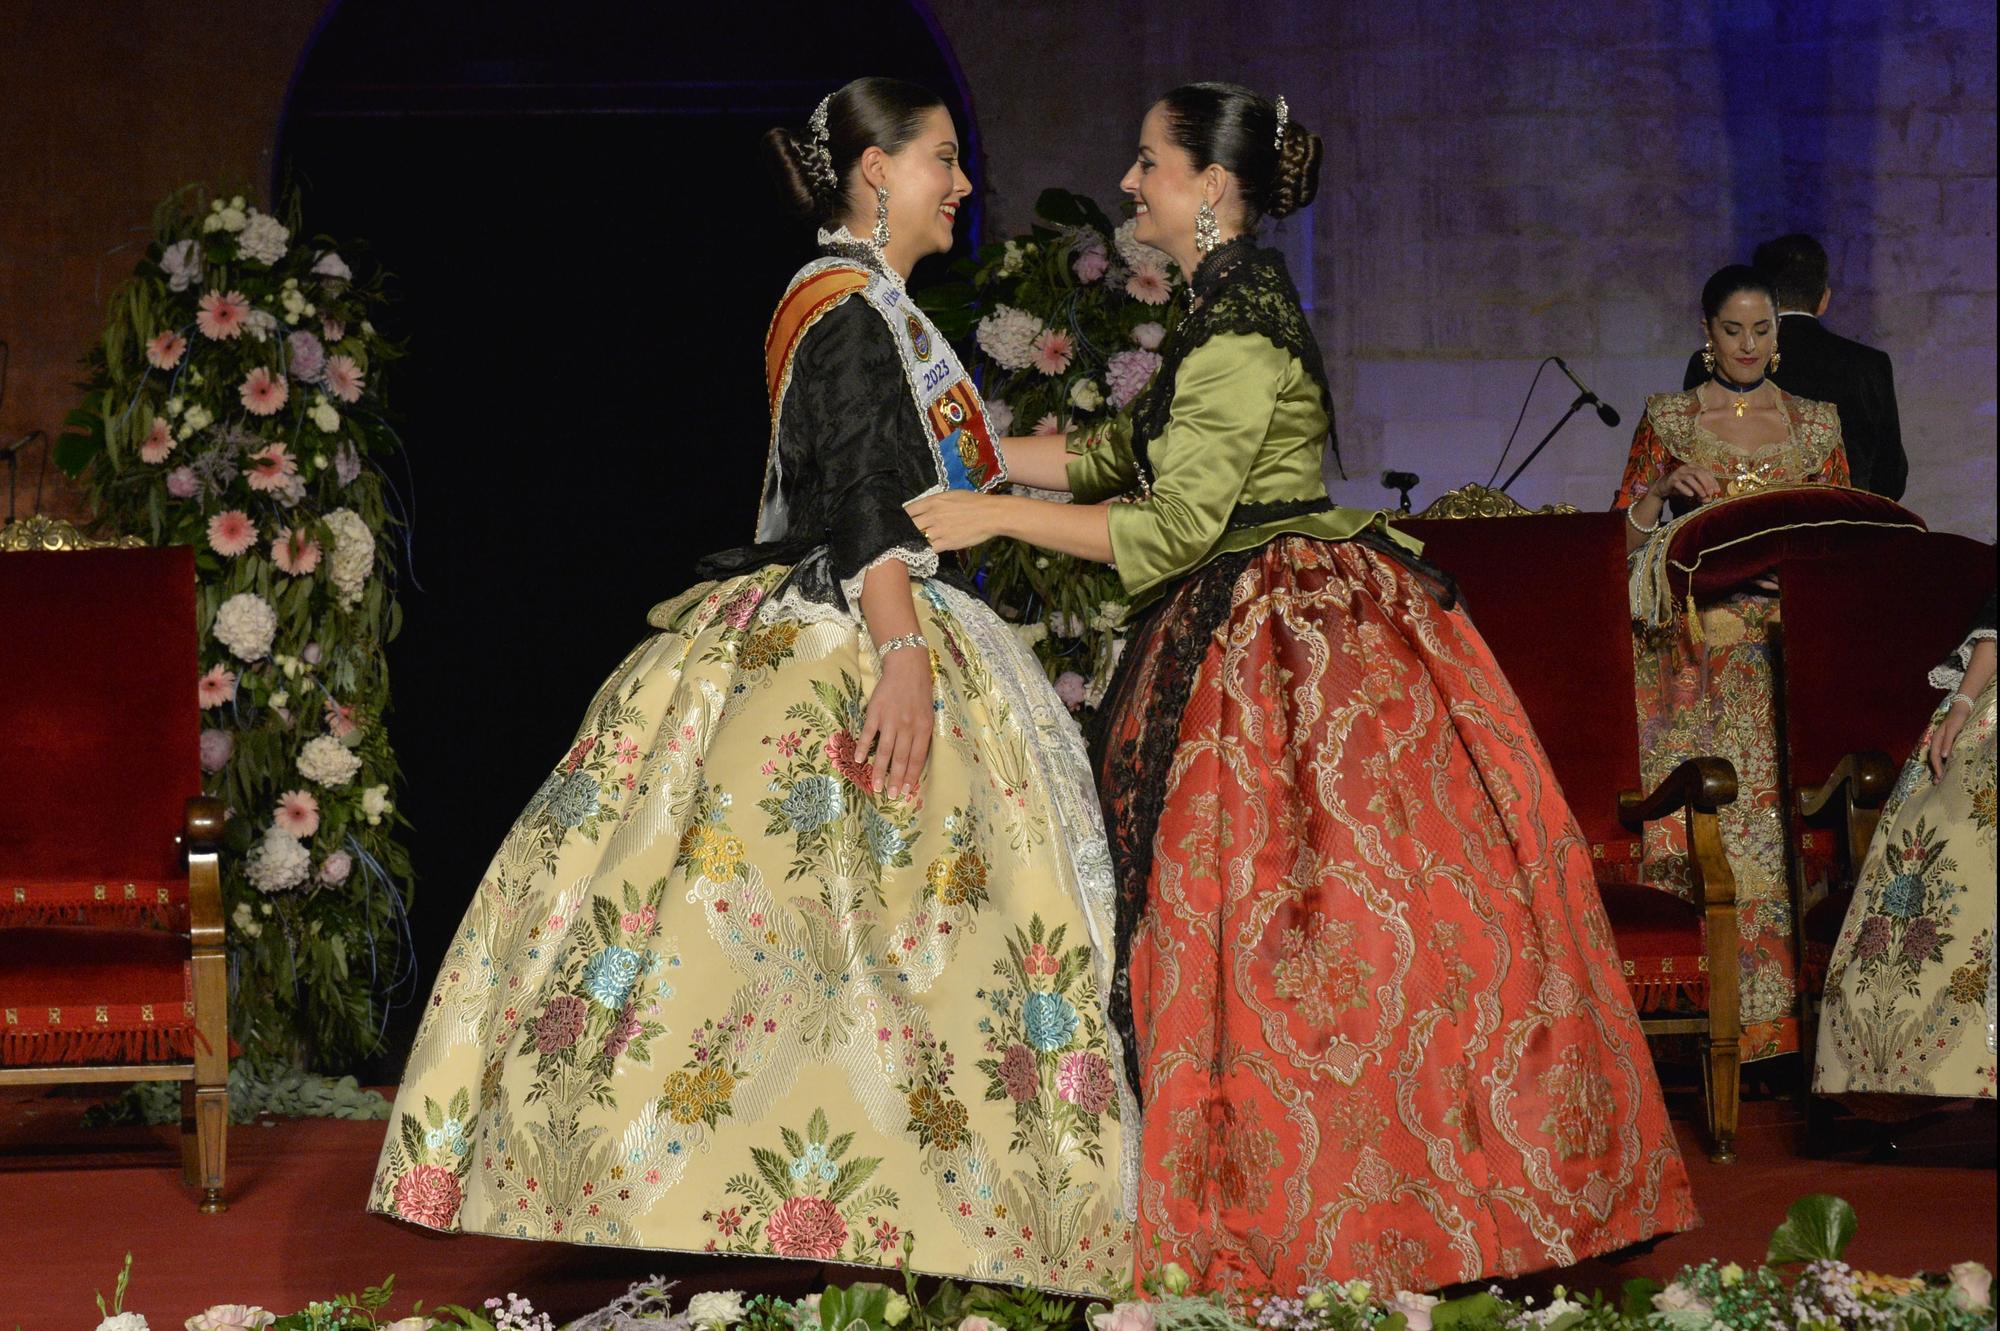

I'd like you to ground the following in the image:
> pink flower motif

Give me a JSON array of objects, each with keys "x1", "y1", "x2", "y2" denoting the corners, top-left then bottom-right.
[
  {"x1": 198, "y1": 664, "x2": 238, "y2": 709},
  {"x1": 1125, "y1": 262, "x2": 1171, "y2": 306},
  {"x1": 534, "y1": 994, "x2": 588, "y2": 1052},
  {"x1": 245, "y1": 442, "x2": 298, "y2": 492},
  {"x1": 392, "y1": 1164, "x2": 463, "y2": 1228},
  {"x1": 287, "y1": 331, "x2": 325, "y2": 382},
  {"x1": 274, "y1": 789, "x2": 321, "y2": 838},
  {"x1": 1056, "y1": 1050, "x2": 1115, "y2": 1113},
  {"x1": 206, "y1": 510, "x2": 258, "y2": 558},
  {"x1": 1131, "y1": 321, "x2": 1166, "y2": 351},
  {"x1": 146, "y1": 330, "x2": 187, "y2": 370},
  {"x1": 199, "y1": 728, "x2": 234, "y2": 772},
  {"x1": 323, "y1": 354, "x2": 365, "y2": 403},
  {"x1": 603, "y1": 1003, "x2": 643, "y2": 1059},
  {"x1": 999, "y1": 1043, "x2": 1039, "y2": 1102},
  {"x1": 197, "y1": 290, "x2": 251, "y2": 340},
  {"x1": 1032, "y1": 413, "x2": 1063, "y2": 436},
  {"x1": 1025, "y1": 942, "x2": 1060, "y2": 978},
  {"x1": 139, "y1": 417, "x2": 177, "y2": 465},
  {"x1": 1030, "y1": 329, "x2": 1075, "y2": 376},
  {"x1": 1072, "y1": 239, "x2": 1109, "y2": 284},
  {"x1": 765, "y1": 1195, "x2": 849, "y2": 1259},
  {"x1": 239, "y1": 366, "x2": 289, "y2": 417},
  {"x1": 720, "y1": 585, "x2": 764, "y2": 629},
  {"x1": 272, "y1": 525, "x2": 322, "y2": 575},
  {"x1": 166, "y1": 466, "x2": 200, "y2": 499},
  {"x1": 324, "y1": 698, "x2": 360, "y2": 738},
  {"x1": 825, "y1": 730, "x2": 879, "y2": 791}
]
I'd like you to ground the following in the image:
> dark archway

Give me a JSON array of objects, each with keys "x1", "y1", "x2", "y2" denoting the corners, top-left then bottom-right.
[{"x1": 275, "y1": 0, "x2": 981, "y2": 1072}]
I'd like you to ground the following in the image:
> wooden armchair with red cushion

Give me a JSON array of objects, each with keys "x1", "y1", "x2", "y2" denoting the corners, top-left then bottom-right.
[
  {"x1": 0, "y1": 518, "x2": 230, "y2": 1210},
  {"x1": 1397, "y1": 486, "x2": 1743, "y2": 1162}
]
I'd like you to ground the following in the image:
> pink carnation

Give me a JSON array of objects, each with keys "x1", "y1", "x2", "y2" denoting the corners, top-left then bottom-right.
[
  {"x1": 272, "y1": 525, "x2": 322, "y2": 575},
  {"x1": 239, "y1": 366, "x2": 288, "y2": 417},
  {"x1": 1105, "y1": 349, "x2": 1164, "y2": 409},
  {"x1": 199, "y1": 728, "x2": 234, "y2": 773},
  {"x1": 765, "y1": 1195, "x2": 849, "y2": 1259},
  {"x1": 196, "y1": 290, "x2": 250, "y2": 340},
  {"x1": 391, "y1": 1164, "x2": 462, "y2": 1229},
  {"x1": 1056, "y1": 1049, "x2": 1115, "y2": 1113},
  {"x1": 287, "y1": 331, "x2": 325, "y2": 381},
  {"x1": 146, "y1": 330, "x2": 187, "y2": 370},
  {"x1": 166, "y1": 466, "x2": 200, "y2": 499},
  {"x1": 274, "y1": 789, "x2": 320, "y2": 838},
  {"x1": 318, "y1": 849, "x2": 353, "y2": 886},
  {"x1": 999, "y1": 1043, "x2": 1040, "y2": 1101},
  {"x1": 139, "y1": 417, "x2": 177, "y2": 465},
  {"x1": 1030, "y1": 329, "x2": 1075, "y2": 376},
  {"x1": 245, "y1": 443, "x2": 298, "y2": 493},
  {"x1": 198, "y1": 664, "x2": 238, "y2": 709},
  {"x1": 323, "y1": 354, "x2": 365, "y2": 403},
  {"x1": 1125, "y1": 262, "x2": 1171, "y2": 306},
  {"x1": 1072, "y1": 238, "x2": 1109, "y2": 284},
  {"x1": 1131, "y1": 321, "x2": 1166, "y2": 351},
  {"x1": 206, "y1": 510, "x2": 258, "y2": 558}
]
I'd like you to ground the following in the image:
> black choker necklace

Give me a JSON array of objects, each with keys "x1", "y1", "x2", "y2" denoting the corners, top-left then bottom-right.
[{"x1": 1710, "y1": 373, "x2": 1766, "y2": 417}]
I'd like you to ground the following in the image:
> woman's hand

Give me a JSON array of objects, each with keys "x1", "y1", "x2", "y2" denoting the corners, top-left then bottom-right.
[
  {"x1": 859, "y1": 648, "x2": 934, "y2": 799},
  {"x1": 1928, "y1": 701, "x2": 1972, "y2": 782},
  {"x1": 906, "y1": 491, "x2": 1005, "y2": 553},
  {"x1": 1657, "y1": 464, "x2": 1722, "y2": 506}
]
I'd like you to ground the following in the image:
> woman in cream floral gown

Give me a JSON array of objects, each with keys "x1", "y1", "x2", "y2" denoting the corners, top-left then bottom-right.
[{"x1": 368, "y1": 79, "x2": 1134, "y2": 1293}]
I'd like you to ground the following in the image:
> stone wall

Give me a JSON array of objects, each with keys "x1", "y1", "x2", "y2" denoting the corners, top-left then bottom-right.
[{"x1": 932, "y1": 0, "x2": 1997, "y2": 537}]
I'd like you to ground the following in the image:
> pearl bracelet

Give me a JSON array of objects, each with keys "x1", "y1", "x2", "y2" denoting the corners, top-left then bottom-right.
[
  {"x1": 1626, "y1": 504, "x2": 1662, "y2": 535},
  {"x1": 1949, "y1": 692, "x2": 1978, "y2": 710},
  {"x1": 874, "y1": 632, "x2": 928, "y2": 656}
]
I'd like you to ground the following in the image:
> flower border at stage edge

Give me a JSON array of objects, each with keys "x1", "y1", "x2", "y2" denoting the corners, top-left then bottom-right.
[
  {"x1": 59, "y1": 185, "x2": 412, "y2": 1071},
  {"x1": 81, "y1": 1196, "x2": 1998, "y2": 1331}
]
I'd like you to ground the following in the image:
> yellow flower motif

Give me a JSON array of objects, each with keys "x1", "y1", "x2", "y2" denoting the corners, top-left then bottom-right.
[
  {"x1": 663, "y1": 1063, "x2": 736, "y2": 1125},
  {"x1": 738, "y1": 622, "x2": 800, "y2": 671},
  {"x1": 925, "y1": 851, "x2": 988, "y2": 905}
]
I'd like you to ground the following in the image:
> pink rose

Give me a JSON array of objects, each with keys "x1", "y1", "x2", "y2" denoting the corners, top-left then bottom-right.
[
  {"x1": 1054, "y1": 672, "x2": 1088, "y2": 710},
  {"x1": 391, "y1": 1163, "x2": 462, "y2": 1228},
  {"x1": 1072, "y1": 239, "x2": 1109, "y2": 284},
  {"x1": 765, "y1": 1194, "x2": 849, "y2": 1259},
  {"x1": 318, "y1": 850, "x2": 353, "y2": 886},
  {"x1": 1092, "y1": 1303, "x2": 1156, "y2": 1331},
  {"x1": 1131, "y1": 321, "x2": 1166, "y2": 351},
  {"x1": 200, "y1": 728, "x2": 234, "y2": 772}
]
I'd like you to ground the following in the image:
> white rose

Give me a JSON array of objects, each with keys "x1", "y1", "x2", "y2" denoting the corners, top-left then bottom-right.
[
  {"x1": 183, "y1": 404, "x2": 214, "y2": 432},
  {"x1": 313, "y1": 251, "x2": 355, "y2": 281},
  {"x1": 213, "y1": 592, "x2": 277, "y2": 662},
  {"x1": 379, "y1": 1320, "x2": 432, "y2": 1331},
  {"x1": 361, "y1": 784, "x2": 393, "y2": 825},
  {"x1": 186, "y1": 1305, "x2": 277, "y2": 1331},
  {"x1": 96, "y1": 1315, "x2": 149, "y2": 1331},
  {"x1": 1652, "y1": 1284, "x2": 1710, "y2": 1315},
  {"x1": 1387, "y1": 1292, "x2": 1441, "y2": 1331},
  {"x1": 1951, "y1": 1263, "x2": 1993, "y2": 1312},
  {"x1": 1068, "y1": 378, "x2": 1104, "y2": 412},
  {"x1": 247, "y1": 826, "x2": 309, "y2": 894},
  {"x1": 686, "y1": 1291, "x2": 746, "y2": 1328},
  {"x1": 310, "y1": 399, "x2": 341, "y2": 432},
  {"x1": 299, "y1": 735, "x2": 363, "y2": 788},
  {"x1": 214, "y1": 205, "x2": 247, "y2": 234}
]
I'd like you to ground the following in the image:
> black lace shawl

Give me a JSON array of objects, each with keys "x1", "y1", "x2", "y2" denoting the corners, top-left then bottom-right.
[
  {"x1": 1127, "y1": 235, "x2": 1343, "y2": 483},
  {"x1": 695, "y1": 292, "x2": 939, "y2": 611}
]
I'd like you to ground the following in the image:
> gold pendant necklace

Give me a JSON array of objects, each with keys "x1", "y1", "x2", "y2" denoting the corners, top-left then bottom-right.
[{"x1": 1734, "y1": 394, "x2": 1748, "y2": 418}]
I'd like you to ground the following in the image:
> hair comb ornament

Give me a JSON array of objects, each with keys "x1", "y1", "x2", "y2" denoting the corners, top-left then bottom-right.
[
  {"x1": 804, "y1": 94, "x2": 838, "y2": 193},
  {"x1": 1272, "y1": 95, "x2": 1289, "y2": 149}
]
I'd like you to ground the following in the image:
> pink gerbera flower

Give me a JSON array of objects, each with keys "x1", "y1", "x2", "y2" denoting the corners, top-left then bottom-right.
[
  {"x1": 274, "y1": 789, "x2": 320, "y2": 838},
  {"x1": 1032, "y1": 413, "x2": 1064, "y2": 436},
  {"x1": 145, "y1": 330, "x2": 187, "y2": 370},
  {"x1": 196, "y1": 290, "x2": 250, "y2": 340},
  {"x1": 324, "y1": 697, "x2": 360, "y2": 739},
  {"x1": 206, "y1": 509, "x2": 257, "y2": 558},
  {"x1": 322, "y1": 354, "x2": 365, "y2": 403},
  {"x1": 138, "y1": 417, "x2": 177, "y2": 464},
  {"x1": 272, "y1": 525, "x2": 322, "y2": 575},
  {"x1": 244, "y1": 443, "x2": 298, "y2": 493},
  {"x1": 1030, "y1": 329, "x2": 1075, "y2": 376},
  {"x1": 239, "y1": 366, "x2": 288, "y2": 416},
  {"x1": 322, "y1": 317, "x2": 346, "y2": 343},
  {"x1": 1125, "y1": 261, "x2": 1171, "y2": 305},
  {"x1": 197, "y1": 663, "x2": 237, "y2": 709}
]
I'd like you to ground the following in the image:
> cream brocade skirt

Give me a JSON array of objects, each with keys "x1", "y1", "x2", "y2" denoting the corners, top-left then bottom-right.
[{"x1": 369, "y1": 567, "x2": 1136, "y2": 1292}]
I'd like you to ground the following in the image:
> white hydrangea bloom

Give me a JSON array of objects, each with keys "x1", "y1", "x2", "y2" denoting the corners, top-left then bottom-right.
[
  {"x1": 237, "y1": 212, "x2": 291, "y2": 264},
  {"x1": 298, "y1": 734, "x2": 362, "y2": 788},
  {"x1": 975, "y1": 304, "x2": 1043, "y2": 372},
  {"x1": 324, "y1": 507, "x2": 375, "y2": 609},
  {"x1": 247, "y1": 826, "x2": 310, "y2": 894},
  {"x1": 983, "y1": 397, "x2": 1014, "y2": 436},
  {"x1": 1113, "y1": 217, "x2": 1172, "y2": 270},
  {"x1": 213, "y1": 592, "x2": 277, "y2": 662}
]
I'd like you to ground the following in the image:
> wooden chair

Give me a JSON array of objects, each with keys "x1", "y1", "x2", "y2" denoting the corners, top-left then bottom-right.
[
  {"x1": 1396, "y1": 485, "x2": 1744, "y2": 1161},
  {"x1": 1774, "y1": 530, "x2": 1997, "y2": 1123},
  {"x1": 0, "y1": 515, "x2": 230, "y2": 1210}
]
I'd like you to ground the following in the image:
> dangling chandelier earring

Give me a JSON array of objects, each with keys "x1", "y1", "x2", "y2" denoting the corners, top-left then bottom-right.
[
  {"x1": 1700, "y1": 339, "x2": 1716, "y2": 375},
  {"x1": 1195, "y1": 197, "x2": 1220, "y2": 255},
  {"x1": 1768, "y1": 348, "x2": 1781, "y2": 374},
  {"x1": 873, "y1": 186, "x2": 892, "y2": 248}
]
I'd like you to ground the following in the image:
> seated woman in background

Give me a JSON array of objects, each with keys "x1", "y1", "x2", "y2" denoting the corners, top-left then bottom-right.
[
  {"x1": 1815, "y1": 592, "x2": 1995, "y2": 1109},
  {"x1": 1613, "y1": 264, "x2": 1851, "y2": 1063}
]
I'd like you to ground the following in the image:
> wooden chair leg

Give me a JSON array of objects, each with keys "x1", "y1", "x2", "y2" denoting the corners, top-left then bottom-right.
[
  {"x1": 1702, "y1": 1034, "x2": 1741, "y2": 1163},
  {"x1": 184, "y1": 795, "x2": 230, "y2": 1212},
  {"x1": 192, "y1": 1082, "x2": 228, "y2": 1213},
  {"x1": 1690, "y1": 798, "x2": 1742, "y2": 1164}
]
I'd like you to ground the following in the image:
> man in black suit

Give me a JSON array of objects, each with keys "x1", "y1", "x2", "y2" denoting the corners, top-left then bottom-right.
[{"x1": 1682, "y1": 234, "x2": 1906, "y2": 499}]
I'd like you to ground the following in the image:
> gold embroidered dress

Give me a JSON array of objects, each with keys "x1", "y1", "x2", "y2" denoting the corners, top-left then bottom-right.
[
  {"x1": 368, "y1": 239, "x2": 1135, "y2": 1292},
  {"x1": 1614, "y1": 387, "x2": 1851, "y2": 1060}
]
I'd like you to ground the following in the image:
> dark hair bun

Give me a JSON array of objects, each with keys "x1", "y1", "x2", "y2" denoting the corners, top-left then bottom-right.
[
  {"x1": 1266, "y1": 122, "x2": 1322, "y2": 218},
  {"x1": 761, "y1": 127, "x2": 819, "y2": 221}
]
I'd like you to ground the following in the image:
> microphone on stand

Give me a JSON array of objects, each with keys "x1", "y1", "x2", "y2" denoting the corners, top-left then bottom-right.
[{"x1": 1553, "y1": 357, "x2": 1621, "y2": 428}]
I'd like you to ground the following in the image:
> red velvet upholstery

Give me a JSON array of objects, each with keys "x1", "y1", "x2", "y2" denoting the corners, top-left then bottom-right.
[
  {"x1": 0, "y1": 926, "x2": 199, "y2": 1063},
  {"x1": 1664, "y1": 488, "x2": 1924, "y2": 605},
  {"x1": 0, "y1": 548, "x2": 200, "y2": 927}
]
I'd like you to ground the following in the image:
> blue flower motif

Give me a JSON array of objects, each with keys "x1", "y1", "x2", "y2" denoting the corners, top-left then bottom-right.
[
  {"x1": 782, "y1": 775, "x2": 845, "y2": 833},
  {"x1": 1023, "y1": 991, "x2": 1079, "y2": 1052},
  {"x1": 547, "y1": 770, "x2": 601, "y2": 828},
  {"x1": 1881, "y1": 872, "x2": 1927, "y2": 920},
  {"x1": 583, "y1": 946, "x2": 643, "y2": 1008},
  {"x1": 864, "y1": 808, "x2": 907, "y2": 865},
  {"x1": 791, "y1": 1140, "x2": 837, "y2": 1182}
]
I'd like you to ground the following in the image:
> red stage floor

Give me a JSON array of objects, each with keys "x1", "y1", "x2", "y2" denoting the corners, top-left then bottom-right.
[{"x1": 0, "y1": 1089, "x2": 1992, "y2": 1328}]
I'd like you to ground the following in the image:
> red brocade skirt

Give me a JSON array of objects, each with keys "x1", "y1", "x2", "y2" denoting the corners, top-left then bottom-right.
[{"x1": 1097, "y1": 536, "x2": 1696, "y2": 1296}]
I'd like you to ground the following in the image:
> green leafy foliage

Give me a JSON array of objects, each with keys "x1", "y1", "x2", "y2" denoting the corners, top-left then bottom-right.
[{"x1": 1767, "y1": 1193, "x2": 1860, "y2": 1266}]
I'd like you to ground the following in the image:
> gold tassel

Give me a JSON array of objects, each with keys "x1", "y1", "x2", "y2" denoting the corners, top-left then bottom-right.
[{"x1": 1686, "y1": 591, "x2": 1703, "y2": 646}]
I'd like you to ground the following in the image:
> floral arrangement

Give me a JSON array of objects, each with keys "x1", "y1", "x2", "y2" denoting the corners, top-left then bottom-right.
[
  {"x1": 916, "y1": 190, "x2": 1178, "y2": 717},
  {"x1": 83, "y1": 1197, "x2": 2000, "y2": 1331},
  {"x1": 58, "y1": 186, "x2": 411, "y2": 1070}
]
